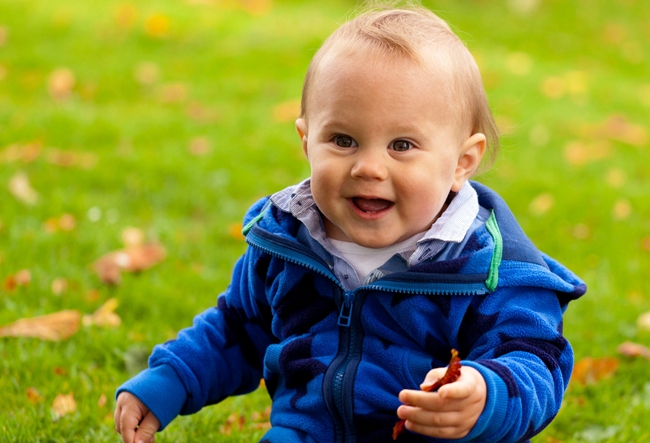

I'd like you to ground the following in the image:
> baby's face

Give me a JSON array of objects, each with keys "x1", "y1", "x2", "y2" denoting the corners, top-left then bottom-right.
[{"x1": 297, "y1": 48, "x2": 484, "y2": 248}]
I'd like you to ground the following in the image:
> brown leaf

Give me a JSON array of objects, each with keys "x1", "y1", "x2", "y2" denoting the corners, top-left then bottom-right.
[
  {"x1": 94, "y1": 243, "x2": 166, "y2": 284},
  {"x1": 48, "y1": 68, "x2": 75, "y2": 101},
  {"x1": 98, "y1": 393, "x2": 107, "y2": 408},
  {"x1": 612, "y1": 199, "x2": 632, "y2": 221},
  {"x1": 571, "y1": 356, "x2": 619, "y2": 386},
  {"x1": 46, "y1": 149, "x2": 97, "y2": 169},
  {"x1": 564, "y1": 140, "x2": 612, "y2": 166},
  {"x1": 3, "y1": 269, "x2": 31, "y2": 291},
  {"x1": 602, "y1": 115, "x2": 647, "y2": 147},
  {"x1": 44, "y1": 213, "x2": 77, "y2": 233},
  {"x1": 0, "y1": 310, "x2": 81, "y2": 341},
  {"x1": 159, "y1": 82, "x2": 187, "y2": 103},
  {"x1": 114, "y1": 4, "x2": 138, "y2": 29},
  {"x1": 121, "y1": 227, "x2": 145, "y2": 247},
  {"x1": 0, "y1": 142, "x2": 42, "y2": 164},
  {"x1": 9, "y1": 171, "x2": 38, "y2": 205},
  {"x1": 83, "y1": 298, "x2": 121, "y2": 328},
  {"x1": 51, "y1": 393, "x2": 77, "y2": 420},
  {"x1": 617, "y1": 341, "x2": 650, "y2": 359},
  {"x1": 239, "y1": 0, "x2": 272, "y2": 15},
  {"x1": 26, "y1": 387, "x2": 44, "y2": 404}
]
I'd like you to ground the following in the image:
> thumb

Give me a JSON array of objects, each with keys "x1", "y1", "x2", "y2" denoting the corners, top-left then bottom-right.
[
  {"x1": 421, "y1": 367, "x2": 447, "y2": 389},
  {"x1": 133, "y1": 412, "x2": 160, "y2": 443}
]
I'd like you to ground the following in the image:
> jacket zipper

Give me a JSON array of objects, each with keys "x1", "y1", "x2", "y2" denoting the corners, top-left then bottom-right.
[{"x1": 246, "y1": 225, "x2": 489, "y2": 442}]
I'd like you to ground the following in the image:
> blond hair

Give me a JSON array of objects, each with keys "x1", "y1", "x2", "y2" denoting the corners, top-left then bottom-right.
[{"x1": 300, "y1": 3, "x2": 499, "y2": 168}]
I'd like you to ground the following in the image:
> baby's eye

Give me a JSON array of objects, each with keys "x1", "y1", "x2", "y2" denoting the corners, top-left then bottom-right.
[
  {"x1": 391, "y1": 140, "x2": 412, "y2": 152},
  {"x1": 334, "y1": 135, "x2": 355, "y2": 148}
]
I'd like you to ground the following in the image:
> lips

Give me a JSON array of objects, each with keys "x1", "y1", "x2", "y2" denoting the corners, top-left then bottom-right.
[{"x1": 351, "y1": 197, "x2": 393, "y2": 213}]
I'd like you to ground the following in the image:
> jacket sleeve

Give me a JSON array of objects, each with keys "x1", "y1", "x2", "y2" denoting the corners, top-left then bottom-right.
[
  {"x1": 451, "y1": 285, "x2": 573, "y2": 443},
  {"x1": 116, "y1": 237, "x2": 276, "y2": 430}
]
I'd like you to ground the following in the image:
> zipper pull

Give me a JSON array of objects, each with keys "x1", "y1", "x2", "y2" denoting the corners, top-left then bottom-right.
[{"x1": 338, "y1": 293, "x2": 353, "y2": 327}]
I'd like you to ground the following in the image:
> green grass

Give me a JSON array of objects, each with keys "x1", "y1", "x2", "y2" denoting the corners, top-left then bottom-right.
[{"x1": 1, "y1": 0, "x2": 649, "y2": 441}]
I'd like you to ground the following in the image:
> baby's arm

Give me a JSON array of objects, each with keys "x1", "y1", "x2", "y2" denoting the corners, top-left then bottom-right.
[
  {"x1": 114, "y1": 391, "x2": 161, "y2": 443},
  {"x1": 397, "y1": 366, "x2": 486, "y2": 439}
]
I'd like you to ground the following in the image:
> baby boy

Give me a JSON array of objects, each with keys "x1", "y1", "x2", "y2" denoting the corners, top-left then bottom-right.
[{"x1": 115, "y1": 4, "x2": 585, "y2": 443}]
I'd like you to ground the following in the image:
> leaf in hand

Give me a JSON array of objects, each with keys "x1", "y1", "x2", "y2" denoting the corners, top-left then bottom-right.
[{"x1": 393, "y1": 349, "x2": 462, "y2": 440}]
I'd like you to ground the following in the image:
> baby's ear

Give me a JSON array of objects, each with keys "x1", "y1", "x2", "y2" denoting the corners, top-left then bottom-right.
[
  {"x1": 452, "y1": 133, "x2": 486, "y2": 192},
  {"x1": 295, "y1": 118, "x2": 309, "y2": 159}
]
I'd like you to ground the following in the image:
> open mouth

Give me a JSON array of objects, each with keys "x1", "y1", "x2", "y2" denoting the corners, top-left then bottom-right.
[{"x1": 351, "y1": 197, "x2": 393, "y2": 214}]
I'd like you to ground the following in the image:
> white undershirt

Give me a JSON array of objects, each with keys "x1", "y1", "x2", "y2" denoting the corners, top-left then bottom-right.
[{"x1": 328, "y1": 232, "x2": 426, "y2": 283}]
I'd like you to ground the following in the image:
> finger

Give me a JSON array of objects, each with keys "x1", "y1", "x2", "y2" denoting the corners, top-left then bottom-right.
[
  {"x1": 133, "y1": 412, "x2": 160, "y2": 443},
  {"x1": 405, "y1": 419, "x2": 470, "y2": 440},
  {"x1": 420, "y1": 367, "x2": 447, "y2": 388},
  {"x1": 114, "y1": 404, "x2": 122, "y2": 434},
  {"x1": 436, "y1": 377, "x2": 474, "y2": 399},
  {"x1": 118, "y1": 406, "x2": 141, "y2": 443}
]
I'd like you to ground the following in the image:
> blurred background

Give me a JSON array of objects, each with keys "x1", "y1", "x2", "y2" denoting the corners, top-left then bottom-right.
[{"x1": 1, "y1": 0, "x2": 649, "y2": 441}]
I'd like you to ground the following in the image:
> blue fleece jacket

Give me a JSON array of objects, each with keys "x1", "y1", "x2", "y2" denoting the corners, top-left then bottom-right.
[{"x1": 117, "y1": 182, "x2": 586, "y2": 443}]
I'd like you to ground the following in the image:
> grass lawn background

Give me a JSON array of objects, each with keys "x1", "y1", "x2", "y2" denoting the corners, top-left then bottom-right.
[{"x1": 1, "y1": 0, "x2": 649, "y2": 441}]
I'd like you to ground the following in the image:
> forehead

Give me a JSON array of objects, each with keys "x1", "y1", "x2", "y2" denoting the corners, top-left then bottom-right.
[{"x1": 308, "y1": 45, "x2": 460, "y2": 127}]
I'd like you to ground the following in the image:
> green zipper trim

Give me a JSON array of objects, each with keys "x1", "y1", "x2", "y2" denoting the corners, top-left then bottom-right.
[
  {"x1": 484, "y1": 210, "x2": 502, "y2": 292},
  {"x1": 242, "y1": 202, "x2": 271, "y2": 236}
]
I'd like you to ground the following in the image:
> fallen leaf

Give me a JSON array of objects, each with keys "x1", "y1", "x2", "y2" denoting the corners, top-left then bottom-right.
[
  {"x1": 228, "y1": 223, "x2": 245, "y2": 240},
  {"x1": 133, "y1": 62, "x2": 160, "y2": 86},
  {"x1": 26, "y1": 387, "x2": 44, "y2": 403},
  {"x1": 115, "y1": 3, "x2": 138, "y2": 29},
  {"x1": 272, "y1": 99, "x2": 301, "y2": 122},
  {"x1": 0, "y1": 142, "x2": 42, "y2": 163},
  {"x1": 51, "y1": 393, "x2": 76, "y2": 420},
  {"x1": 529, "y1": 193, "x2": 555, "y2": 216},
  {"x1": 571, "y1": 356, "x2": 619, "y2": 386},
  {"x1": 122, "y1": 227, "x2": 145, "y2": 247},
  {"x1": 48, "y1": 68, "x2": 75, "y2": 101},
  {"x1": 612, "y1": 198, "x2": 632, "y2": 221},
  {"x1": 83, "y1": 298, "x2": 121, "y2": 328},
  {"x1": 51, "y1": 278, "x2": 68, "y2": 295},
  {"x1": 9, "y1": 171, "x2": 38, "y2": 205},
  {"x1": 605, "y1": 168, "x2": 626, "y2": 189},
  {"x1": 3, "y1": 269, "x2": 31, "y2": 291},
  {"x1": 44, "y1": 213, "x2": 76, "y2": 233},
  {"x1": 572, "y1": 223, "x2": 590, "y2": 240},
  {"x1": 0, "y1": 310, "x2": 81, "y2": 341},
  {"x1": 505, "y1": 52, "x2": 532, "y2": 76},
  {"x1": 93, "y1": 243, "x2": 166, "y2": 284},
  {"x1": 145, "y1": 13, "x2": 170, "y2": 38},
  {"x1": 46, "y1": 149, "x2": 97, "y2": 169},
  {"x1": 98, "y1": 393, "x2": 107, "y2": 408},
  {"x1": 159, "y1": 82, "x2": 187, "y2": 103},
  {"x1": 617, "y1": 341, "x2": 650, "y2": 359},
  {"x1": 188, "y1": 136, "x2": 211, "y2": 156},
  {"x1": 239, "y1": 0, "x2": 272, "y2": 15},
  {"x1": 564, "y1": 140, "x2": 612, "y2": 166},
  {"x1": 541, "y1": 76, "x2": 565, "y2": 99},
  {"x1": 602, "y1": 23, "x2": 626, "y2": 45},
  {"x1": 637, "y1": 312, "x2": 650, "y2": 332}
]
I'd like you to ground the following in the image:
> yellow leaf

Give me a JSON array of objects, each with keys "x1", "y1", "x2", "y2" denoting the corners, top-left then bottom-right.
[
  {"x1": 571, "y1": 356, "x2": 619, "y2": 386},
  {"x1": 121, "y1": 227, "x2": 145, "y2": 247},
  {"x1": 0, "y1": 310, "x2": 81, "y2": 341},
  {"x1": 612, "y1": 198, "x2": 632, "y2": 221},
  {"x1": 114, "y1": 3, "x2": 138, "y2": 29},
  {"x1": 505, "y1": 52, "x2": 532, "y2": 76},
  {"x1": 51, "y1": 393, "x2": 77, "y2": 420},
  {"x1": 51, "y1": 278, "x2": 68, "y2": 296},
  {"x1": 228, "y1": 223, "x2": 245, "y2": 241},
  {"x1": 637, "y1": 312, "x2": 650, "y2": 332},
  {"x1": 239, "y1": 0, "x2": 272, "y2": 16},
  {"x1": 529, "y1": 193, "x2": 554, "y2": 216},
  {"x1": 83, "y1": 298, "x2": 121, "y2": 328},
  {"x1": 9, "y1": 171, "x2": 38, "y2": 205},
  {"x1": 145, "y1": 13, "x2": 170, "y2": 38},
  {"x1": 272, "y1": 100, "x2": 301, "y2": 123},
  {"x1": 48, "y1": 68, "x2": 75, "y2": 101}
]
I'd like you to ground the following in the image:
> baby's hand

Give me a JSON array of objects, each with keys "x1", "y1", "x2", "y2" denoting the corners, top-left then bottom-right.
[
  {"x1": 114, "y1": 392, "x2": 160, "y2": 443},
  {"x1": 396, "y1": 366, "x2": 486, "y2": 439}
]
